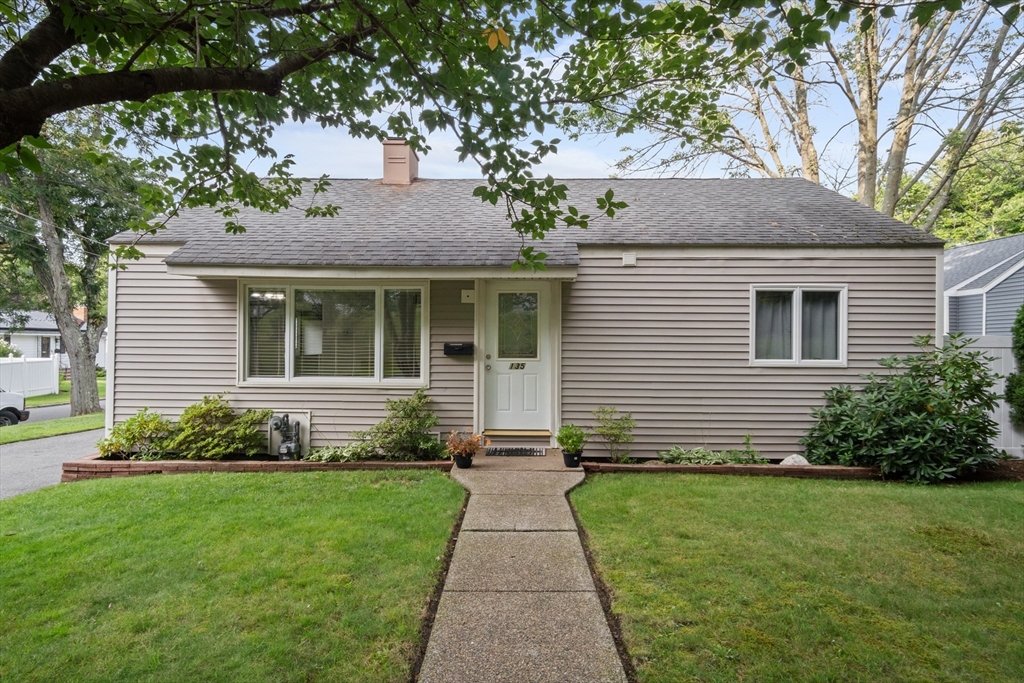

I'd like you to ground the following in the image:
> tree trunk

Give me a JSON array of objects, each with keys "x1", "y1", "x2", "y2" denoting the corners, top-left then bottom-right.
[
  {"x1": 31, "y1": 190, "x2": 102, "y2": 415},
  {"x1": 791, "y1": 63, "x2": 820, "y2": 183},
  {"x1": 880, "y1": 23, "x2": 924, "y2": 216},
  {"x1": 855, "y1": 20, "x2": 880, "y2": 208}
]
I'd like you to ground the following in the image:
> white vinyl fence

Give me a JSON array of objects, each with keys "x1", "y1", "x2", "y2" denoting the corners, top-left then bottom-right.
[
  {"x1": 964, "y1": 336, "x2": 1023, "y2": 459},
  {"x1": 0, "y1": 355, "x2": 60, "y2": 398}
]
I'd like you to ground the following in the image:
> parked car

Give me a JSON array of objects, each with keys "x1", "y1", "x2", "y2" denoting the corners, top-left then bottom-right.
[{"x1": 0, "y1": 389, "x2": 30, "y2": 426}]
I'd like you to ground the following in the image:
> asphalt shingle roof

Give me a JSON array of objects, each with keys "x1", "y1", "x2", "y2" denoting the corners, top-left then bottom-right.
[
  {"x1": 944, "y1": 233, "x2": 1024, "y2": 291},
  {"x1": 0, "y1": 311, "x2": 59, "y2": 333},
  {"x1": 113, "y1": 178, "x2": 942, "y2": 267}
]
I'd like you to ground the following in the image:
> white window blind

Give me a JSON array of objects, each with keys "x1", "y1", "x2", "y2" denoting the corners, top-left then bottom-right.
[
  {"x1": 295, "y1": 289, "x2": 376, "y2": 378},
  {"x1": 247, "y1": 289, "x2": 286, "y2": 377}
]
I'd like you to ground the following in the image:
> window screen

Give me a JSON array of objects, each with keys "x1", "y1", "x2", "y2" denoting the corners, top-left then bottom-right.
[
  {"x1": 295, "y1": 289, "x2": 376, "y2": 378},
  {"x1": 247, "y1": 289, "x2": 286, "y2": 377},
  {"x1": 384, "y1": 289, "x2": 422, "y2": 379},
  {"x1": 754, "y1": 290, "x2": 793, "y2": 360},
  {"x1": 801, "y1": 291, "x2": 840, "y2": 360}
]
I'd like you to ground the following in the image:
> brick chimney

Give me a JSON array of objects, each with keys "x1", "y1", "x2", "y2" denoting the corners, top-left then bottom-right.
[{"x1": 382, "y1": 138, "x2": 419, "y2": 185}]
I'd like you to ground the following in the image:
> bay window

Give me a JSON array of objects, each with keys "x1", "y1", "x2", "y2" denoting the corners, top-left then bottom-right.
[
  {"x1": 243, "y1": 284, "x2": 426, "y2": 384},
  {"x1": 751, "y1": 285, "x2": 846, "y2": 366}
]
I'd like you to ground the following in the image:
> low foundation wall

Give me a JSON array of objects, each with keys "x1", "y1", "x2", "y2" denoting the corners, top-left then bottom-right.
[
  {"x1": 582, "y1": 460, "x2": 1024, "y2": 481},
  {"x1": 62, "y1": 454, "x2": 453, "y2": 482},
  {"x1": 582, "y1": 462, "x2": 881, "y2": 479}
]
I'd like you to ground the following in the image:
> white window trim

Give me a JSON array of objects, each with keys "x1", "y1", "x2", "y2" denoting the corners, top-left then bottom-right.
[
  {"x1": 237, "y1": 280, "x2": 430, "y2": 388},
  {"x1": 749, "y1": 284, "x2": 848, "y2": 367}
]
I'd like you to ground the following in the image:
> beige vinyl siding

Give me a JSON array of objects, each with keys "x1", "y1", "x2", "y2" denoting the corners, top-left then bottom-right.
[
  {"x1": 111, "y1": 250, "x2": 473, "y2": 446},
  {"x1": 561, "y1": 248, "x2": 941, "y2": 459}
]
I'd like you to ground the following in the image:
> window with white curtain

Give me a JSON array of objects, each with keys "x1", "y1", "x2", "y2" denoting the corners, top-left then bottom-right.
[
  {"x1": 244, "y1": 284, "x2": 426, "y2": 384},
  {"x1": 751, "y1": 286, "x2": 846, "y2": 365}
]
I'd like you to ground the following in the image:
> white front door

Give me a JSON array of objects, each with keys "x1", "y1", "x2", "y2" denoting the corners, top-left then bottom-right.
[{"x1": 484, "y1": 282, "x2": 552, "y2": 431}]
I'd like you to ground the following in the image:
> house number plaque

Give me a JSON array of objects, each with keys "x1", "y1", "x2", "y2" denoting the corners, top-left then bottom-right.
[{"x1": 508, "y1": 363, "x2": 526, "y2": 370}]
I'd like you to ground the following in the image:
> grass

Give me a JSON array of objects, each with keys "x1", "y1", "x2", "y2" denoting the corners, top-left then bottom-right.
[
  {"x1": 0, "y1": 411, "x2": 105, "y2": 445},
  {"x1": 572, "y1": 474, "x2": 1024, "y2": 683},
  {"x1": 25, "y1": 378, "x2": 106, "y2": 408},
  {"x1": 0, "y1": 471, "x2": 464, "y2": 682}
]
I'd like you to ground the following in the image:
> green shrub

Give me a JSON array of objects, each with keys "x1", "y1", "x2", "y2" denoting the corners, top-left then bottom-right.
[
  {"x1": 0, "y1": 339, "x2": 21, "y2": 357},
  {"x1": 304, "y1": 443, "x2": 375, "y2": 462},
  {"x1": 348, "y1": 389, "x2": 445, "y2": 461},
  {"x1": 801, "y1": 335, "x2": 1002, "y2": 483},
  {"x1": 97, "y1": 408, "x2": 174, "y2": 460},
  {"x1": 556, "y1": 423, "x2": 590, "y2": 453},
  {"x1": 161, "y1": 395, "x2": 272, "y2": 460},
  {"x1": 659, "y1": 446, "x2": 726, "y2": 465},
  {"x1": 1006, "y1": 303, "x2": 1024, "y2": 428},
  {"x1": 659, "y1": 436, "x2": 767, "y2": 465},
  {"x1": 593, "y1": 406, "x2": 636, "y2": 462}
]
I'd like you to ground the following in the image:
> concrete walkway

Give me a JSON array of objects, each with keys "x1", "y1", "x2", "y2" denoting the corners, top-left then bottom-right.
[{"x1": 419, "y1": 452, "x2": 627, "y2": 683}]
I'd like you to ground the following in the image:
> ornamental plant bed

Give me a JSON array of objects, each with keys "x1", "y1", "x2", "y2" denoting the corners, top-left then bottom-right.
[
  {"x1": 62, "y1": 453, "x2": 453, "y2": 483},
  {"x1": 582, "y1": 460, "x2": 882, "y2": 480},
  {"x1": 581, "y1": 459, "x2": 1024, "y2": 482}
]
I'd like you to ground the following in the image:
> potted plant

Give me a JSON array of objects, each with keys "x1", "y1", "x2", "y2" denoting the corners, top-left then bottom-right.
[
  {"x1": 446, "y1": 429, "x2": 485, "y2": 469},
  {"x1": 556, "y1": 424, "x2": 589, "y2": 468}
]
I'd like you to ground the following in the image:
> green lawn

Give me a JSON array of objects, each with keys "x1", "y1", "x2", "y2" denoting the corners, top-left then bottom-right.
[
  {"x1": 0, "y1": 411, "x2": 105, "y2": 445},
  {"x1": 25, "y1": 378, "x2": 106, "y2": 408},
  {"x1": 572, "y1": 474, "x2": 1024, "y2": 683},
  {"x1": 0, "y1": 471, "x2": 464, "y2": 682}
]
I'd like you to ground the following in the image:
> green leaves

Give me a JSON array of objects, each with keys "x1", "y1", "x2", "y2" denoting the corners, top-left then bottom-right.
[{"x1": 801, "y1": 335, "x2": 1004, "y2": 483}]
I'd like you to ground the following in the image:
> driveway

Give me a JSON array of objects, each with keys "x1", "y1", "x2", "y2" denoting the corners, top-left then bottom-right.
[
  {"x1": 28, "y1": 400, "x2": 106, "y2": 423},
  {"x1": 0, "y1": 429, "x2": 103, "y2": 500}
]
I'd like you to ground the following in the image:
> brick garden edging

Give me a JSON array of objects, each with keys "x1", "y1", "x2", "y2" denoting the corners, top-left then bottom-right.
[
  {"x1": 61, "y1": 453, "x2": 453, "y2": 483},
  {"x1": 582, "y1": 462, "x2": 882, "y2": 479}
]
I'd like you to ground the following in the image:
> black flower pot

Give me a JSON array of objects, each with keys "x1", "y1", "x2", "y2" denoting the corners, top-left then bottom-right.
[
  {"x1": 563, "y1": 450, "x2": 582, "y2": 468},
  {"x1": 453, "y1": 453, "x2": 473, "y2": 469}
]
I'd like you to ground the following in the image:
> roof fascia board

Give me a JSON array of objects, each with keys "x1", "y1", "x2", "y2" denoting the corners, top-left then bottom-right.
[
  {"x1": 165, "y1": 264, "x2": 579, "y2": 280},
  {"x1": 949, "y1": 257, "x2": 1024, "y2": 296},
  {"x1": 579, "y1": 245, "x2": 942, "y2": 259},
  {"x1": 945, "y1": 251, "x2": 1024, "y2": 293}
]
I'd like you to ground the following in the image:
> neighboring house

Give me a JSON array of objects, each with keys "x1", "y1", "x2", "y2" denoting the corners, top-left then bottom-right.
[
  {"x1": 0, "y1": 311, "x2": 108, "y2": 369},
  {"x1": 105, "y1": 140, "x2": 944, "y2": 459},
  {"x1": 0, "y1": 311, "x2": 60, "y2": 360},
  {"x1": 944, "y1": 234, "x2": 1024, "y2": 458},
  {"x1": 944, "y1": 233, "x2": 1023, "y2": 336}
]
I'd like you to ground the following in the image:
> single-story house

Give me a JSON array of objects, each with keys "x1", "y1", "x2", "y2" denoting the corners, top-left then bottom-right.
[
  {"x1": 106, "y1": 140, "x2": 944, "y2": 459},
  {"x1": 0, "y1": 310, "x2": 108, "y2": 369},
  {"x1": 944, "y1": 233, "x2": 1023, "y2": 336},
  {"x1": 944, "y1": 233, "x2": 1023, "y2": 458},
  {"x1": 1, "y1": 311, "x2": 60, "y2": 359}
]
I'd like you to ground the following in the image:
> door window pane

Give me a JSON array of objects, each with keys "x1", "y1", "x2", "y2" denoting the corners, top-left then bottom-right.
[
  {"x1": 754, "y1": 290, "x2": 793, "y2": 360},
  {"x1": 295, "y1": 290, "x2": 376, "y2": 377},
  {"x1": 498, "y1": 292, "x2": 539, "y2": 359},
  {"x1": 384, "y1": 289, "x2": 422, "y2": 379},
  {"x1": 802, "y1": 291, "x2": 840, "y2": 360},
  {"x1": 247, "y1": 289, "x2": 286, "y2": 377}
]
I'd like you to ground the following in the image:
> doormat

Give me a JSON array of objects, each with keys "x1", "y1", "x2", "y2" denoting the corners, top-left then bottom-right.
[{"x1": 486, "y1": 447, "x2": 547, "y2": 457}]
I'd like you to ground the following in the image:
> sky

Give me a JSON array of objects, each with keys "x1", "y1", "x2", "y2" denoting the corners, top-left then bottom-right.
[{"x1": 249, "y1": 118, "x2": 659, "y2": 181}]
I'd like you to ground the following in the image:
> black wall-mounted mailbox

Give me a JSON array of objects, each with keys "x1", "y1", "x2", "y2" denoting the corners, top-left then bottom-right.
[{"x1": 444, "y1": 342, "x2": 474, "y2": 356}]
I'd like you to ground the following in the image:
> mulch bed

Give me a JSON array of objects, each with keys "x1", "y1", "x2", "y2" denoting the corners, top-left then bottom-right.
[{"x1": 61, "y1": 454, "x2": 452, "y2": 483}]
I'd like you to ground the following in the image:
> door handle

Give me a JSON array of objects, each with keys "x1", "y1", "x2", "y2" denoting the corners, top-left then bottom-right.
[{"x1": 485, "y1": 364, "x2": 491, "y2": 371}]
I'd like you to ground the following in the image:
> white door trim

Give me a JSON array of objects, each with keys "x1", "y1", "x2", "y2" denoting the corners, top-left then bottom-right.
[{"x1": 477, "y1": 280, "x2": 557, "y2": 436}]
